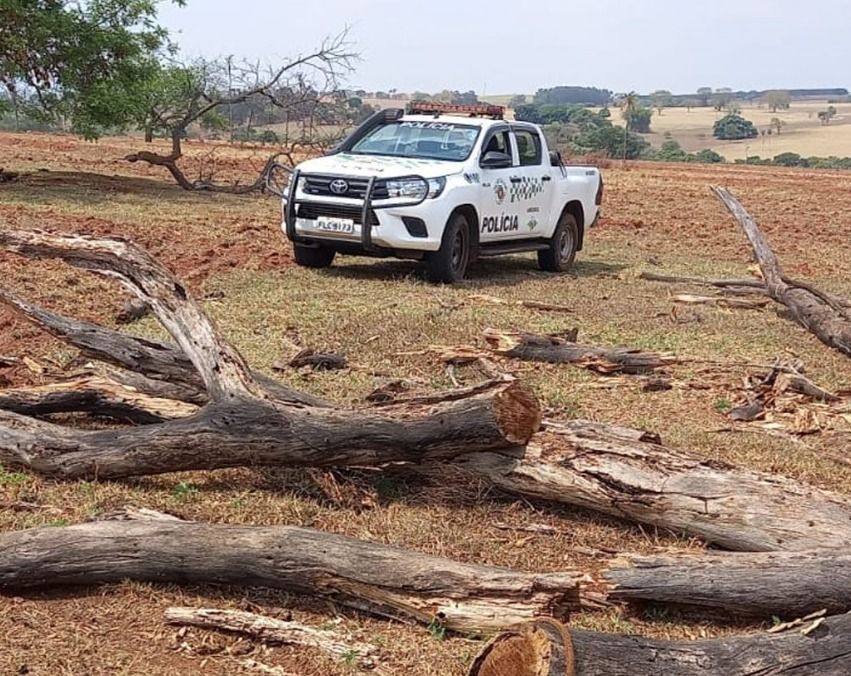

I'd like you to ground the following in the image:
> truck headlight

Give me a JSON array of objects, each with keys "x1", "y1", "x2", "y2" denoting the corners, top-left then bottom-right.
[
  {"x1": 387, "y1": 178, "x2": 428, "y2": 200},
  {"x1": 386, "y1": 177, "x2": 447, "y2": 200}
]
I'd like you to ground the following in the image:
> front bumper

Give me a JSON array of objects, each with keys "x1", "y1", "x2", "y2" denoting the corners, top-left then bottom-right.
[{"x1": 283, "y1": 171, "x2": 446, "y2": 253}]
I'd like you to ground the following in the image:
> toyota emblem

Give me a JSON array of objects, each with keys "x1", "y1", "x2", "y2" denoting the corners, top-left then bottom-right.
[{"x1": 329, "y1": 179, "x2": 349, "y2": 195}]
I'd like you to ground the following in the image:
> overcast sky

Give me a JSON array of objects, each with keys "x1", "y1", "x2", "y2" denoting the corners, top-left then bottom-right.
[{"x1": 158, "y1": 0, "x2": 850, "y2": 95}]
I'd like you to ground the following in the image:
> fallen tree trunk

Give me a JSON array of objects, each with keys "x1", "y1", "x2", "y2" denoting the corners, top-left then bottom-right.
[
  {"x1": 165, "y1": 607, "x2": 378, "y2": 669},
  {"x1": 0, "y1": 513, "x2": 582, "y2": 632},
  {"x1": 604, "y1": 549, "x2": 851, "y2": 618},
  {"x1": 0, "y1": 230, "x2": 540, "y2": 480},
  {"x1": 714, "y1": 187, "x2": 851, "y2": 358},
  {"x1": 483, "y1": 329, "x2": 675, "y2": 374},
  {"x1": 0, "y1": 377, "x2": 536, "y2": 479},
  {"x1": 472, "y1": 616, "x2": 851, "y2": 676},
  {"x1": 454, "y1": 420, "x2": 851, "y2": 551}
]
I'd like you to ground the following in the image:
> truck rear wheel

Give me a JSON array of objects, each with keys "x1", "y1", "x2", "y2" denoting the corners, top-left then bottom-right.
[
  {"x1": 538, "y1": 212, "x2": 578, "y2": 272},
  {"x1": 426, "y1": 213, "x2": 471, "y2": 283},
  {"x1": 293, "y1": 242, "x2": 336, "y2": 268}
]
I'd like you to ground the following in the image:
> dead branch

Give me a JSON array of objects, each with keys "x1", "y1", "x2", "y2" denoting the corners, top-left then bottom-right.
[
  {"x1": 0, "y1": 374, "x2": 197, "y2": 423},
  {"x1": 470, "y1": 293, "x2": 573, "y2": 313},
  {"x1": 164, "y1": 608, "x2": 378, "y2": 669},
  {"x1": 484, "y1": 328, "x2": 675, "y2": 374},
  {"x1": 713, "y1": 187, "x2": 851, "y2": 357},
  {"x1": 0, "y1": 229, "x2": 260, "y2": 401},
  {"x1": 0, "y1": 286, "x2": 329, "y2": 407}
]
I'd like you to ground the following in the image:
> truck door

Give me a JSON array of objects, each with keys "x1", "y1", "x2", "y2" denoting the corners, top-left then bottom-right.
[
  {"x1": 477, "y1": 126, "x2": 525, "y2": 242},
  {"x1": 508, "y1": 126, "x2": 552, "y2": 238}
]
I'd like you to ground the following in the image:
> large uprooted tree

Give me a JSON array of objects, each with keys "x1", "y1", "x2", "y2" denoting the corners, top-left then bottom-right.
[{"x1": 123, "y1": 35, "x2": 357, "y2": 192}]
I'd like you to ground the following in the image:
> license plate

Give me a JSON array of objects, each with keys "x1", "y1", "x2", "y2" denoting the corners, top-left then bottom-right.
[{"x1": 315, "y1": 217, "x2": 355, "y2": 234}]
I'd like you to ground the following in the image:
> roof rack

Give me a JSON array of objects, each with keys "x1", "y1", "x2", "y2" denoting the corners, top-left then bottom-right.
[{"x1": 406, "y1": 100, "x2": 505, "y2": 120}]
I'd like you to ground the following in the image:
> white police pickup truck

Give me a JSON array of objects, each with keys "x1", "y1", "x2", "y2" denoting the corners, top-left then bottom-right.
[{"x1": 278, "y1": 102, "x2": 603, "y2": 283}]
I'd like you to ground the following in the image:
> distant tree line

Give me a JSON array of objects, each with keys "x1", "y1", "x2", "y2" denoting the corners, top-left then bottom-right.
[
  {"x1": 532, "y1": 86, "x2": 613, "y2": 106},
  {"x1": 736, "y1": 153, "x2": 851, "y2": 170}
]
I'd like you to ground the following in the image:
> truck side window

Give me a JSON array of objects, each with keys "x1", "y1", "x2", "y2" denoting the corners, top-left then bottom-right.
[
  {"x1": 480, "y1": 130, "x2": 512, "y2": 165},
  {"x1": 515, "y1": 129, "x2": 543, "y2": 166}
]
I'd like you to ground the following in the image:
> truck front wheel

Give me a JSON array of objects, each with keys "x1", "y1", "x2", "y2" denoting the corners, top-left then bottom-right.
[
  {"x1": 538, "y1": 212, "x2": 578, "y2": 272},
  {"x1": 293, "y1": 242, "x2": 336, "y2": 268},
  {"x1": 426, "y1": 213, "x2": 471, "y2": 283}
]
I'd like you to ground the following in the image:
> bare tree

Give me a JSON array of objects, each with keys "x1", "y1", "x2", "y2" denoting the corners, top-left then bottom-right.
[{"x1": 125, "y1": 32, "x2": 357, "y2": 193}]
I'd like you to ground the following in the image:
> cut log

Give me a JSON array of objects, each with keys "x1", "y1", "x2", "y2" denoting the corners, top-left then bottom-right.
[
  {"x1": 484, "y1": 329, "x2": 675, "y2": 374},
  {"x1": 604, "y1": 549, "x2": 851, "y2": 619},
  {"x1": 0, "y1": 374, "x2": 197, "y2": 423},
  {"x1": 474, "y1": 615, "x2": 851, "y2": 676},
  {"x1": 0, "y1": 377, "x2": 538, "y2": 479},
  {"x1": 467, "y1": 618, "x2": 574, "y2": 676},
  {"x1": 713, "y1": 187, "x2": 851, "y2": 358},
  {"x1": 454, "y1": 419, "x2": 851, "y2": 551},
  {"x1": 0, "y1": 513, "x2": 583, "y2": 632},
  {"x1": 0, "y1": 286, "x2": 326, "y2": 408},
  {"x1": 164, "y1": 607, "x2": 378, "y2": 669}
]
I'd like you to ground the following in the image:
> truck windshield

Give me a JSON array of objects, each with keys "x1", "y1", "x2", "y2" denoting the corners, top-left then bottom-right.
[{"x1": 350, "y1": 121, "x2": 480, "y2": 161}]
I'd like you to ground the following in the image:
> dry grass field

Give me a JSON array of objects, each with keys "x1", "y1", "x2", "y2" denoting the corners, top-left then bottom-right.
[
  {"x1": 2, "y1": 131, "x2": 851, "y2": 675},
  {"x1": 648, "y1": 100, "x2": 851, "y2": 161},
  {"x1": 482, "y1": 95, "x2": 851, "y2": 161}
]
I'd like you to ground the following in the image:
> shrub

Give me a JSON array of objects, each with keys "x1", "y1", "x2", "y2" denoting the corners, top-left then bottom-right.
[
  {"x1": 773, "y1": 152, "x2": 806, "y2": 167},
  {"x1": 693, "y1": 148, "x2": 725, "y2": 164}
]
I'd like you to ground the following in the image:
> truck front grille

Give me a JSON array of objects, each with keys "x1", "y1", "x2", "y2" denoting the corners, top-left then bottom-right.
[
  {"x1": 297, "y1": 202, "x2": 380, "y2": 226},
  {"x1": 302, "y1": 175, "x2": 389, "y2": 200}
]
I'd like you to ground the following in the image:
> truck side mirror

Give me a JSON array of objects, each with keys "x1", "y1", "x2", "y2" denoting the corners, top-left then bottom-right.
[{"x1": 480, "y1": 151, "x2": 512, "y2": 169}]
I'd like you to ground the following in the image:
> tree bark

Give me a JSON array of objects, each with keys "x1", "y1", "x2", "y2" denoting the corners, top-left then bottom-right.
[
  {"x1": 714, "y1": 187, "x2": 851, "y2": 358},
  {"x1": 0, "y1": 513, "x2": 582, "y2": 633},
  {"x1": 604, "y1": 549, "x2": 851, "y2": 619},
  {"x1": 454, "y1": 420, "x2": 851, "y2": 551},
  {"x1": 483, "y1": 329, "x2": 675, "y2": 374}
]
